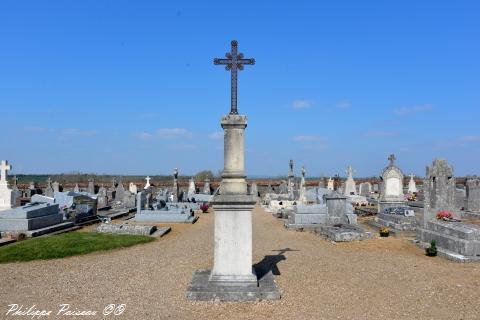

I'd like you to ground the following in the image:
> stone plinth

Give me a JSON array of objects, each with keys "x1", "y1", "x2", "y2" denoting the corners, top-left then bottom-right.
[
  {"x1": 0, "y1": 185, "x2": 13, "y2": 212},
  {"x1": 187, "y1": 269, "x2": 280, "y2": 301},
  {"x1": 210, "y1": 194, "x2": 257, "y2": 285}
]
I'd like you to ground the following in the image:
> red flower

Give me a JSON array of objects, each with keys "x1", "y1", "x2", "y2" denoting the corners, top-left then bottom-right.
[
  {"x1": 200, "y1": 203, "x2": 209, "y2": 213},
  {"x1": 436, "y1": 211, "x2": 452, "y2": 220}
]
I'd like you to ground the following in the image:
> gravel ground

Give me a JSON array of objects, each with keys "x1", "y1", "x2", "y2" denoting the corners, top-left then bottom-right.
[{"x1": 1, "y1": 205, "x2": 479, "y2": 320}]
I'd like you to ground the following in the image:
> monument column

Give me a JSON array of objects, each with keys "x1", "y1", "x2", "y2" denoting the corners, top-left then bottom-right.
[
  {"x1": 187, "y1": 40, "x2": 280, "y2": 301},
  {"x1": 210, "y1": 114, "x2": 257, "y2": 284}
]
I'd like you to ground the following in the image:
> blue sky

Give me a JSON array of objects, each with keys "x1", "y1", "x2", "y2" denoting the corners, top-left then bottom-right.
[{"x1": 1, "y1": 1, "x2": 479, "y2": 177}]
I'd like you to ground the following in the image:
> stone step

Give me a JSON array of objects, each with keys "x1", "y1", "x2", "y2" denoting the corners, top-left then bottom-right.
[{"x1": 26, "y1": 221, "x2": 75, "y2": 237}]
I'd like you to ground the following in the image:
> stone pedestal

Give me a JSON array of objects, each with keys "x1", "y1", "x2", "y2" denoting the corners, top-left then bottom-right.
[
  {"x1": 187, "y1": 114, "x2": 280, "y2": 300},
  {"x1": 0, "y1": 184, "x2": 13, "y2": 212},
  {"x1": 210, "y1": 194, "x2": 257, "y2": 285}
]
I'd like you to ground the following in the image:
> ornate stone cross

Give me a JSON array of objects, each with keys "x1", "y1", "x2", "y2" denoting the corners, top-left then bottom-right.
[
  {"x1": 214, "y1": 40, "x2": 255, "y2": 115},
  {"x1": 0, "y1": 160, "x2": 11, "y2": 183}
]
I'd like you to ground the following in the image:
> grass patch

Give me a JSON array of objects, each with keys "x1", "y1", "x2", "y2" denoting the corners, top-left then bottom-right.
[{"x1": 0, "y1": 232, "x2": 155, "y2": 264}]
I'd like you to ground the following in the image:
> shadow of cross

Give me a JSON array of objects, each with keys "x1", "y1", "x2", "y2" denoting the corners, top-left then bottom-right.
[{"x1": 253, "y1": 248, "x2": 300, "y2": 280}]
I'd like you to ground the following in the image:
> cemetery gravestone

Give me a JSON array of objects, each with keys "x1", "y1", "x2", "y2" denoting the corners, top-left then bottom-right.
[
  {"x1": 0, "y1": 160, "x2": 14, "y2": 211},
  {"x1": 465, "y1": 177, "x2": 480, "y2": 212},
  {"x1": 344, "y1": 166, "x2": 356, "y2": 195},
  {"x1": 378, "y1": 154, "x2": 406, "y2": 213}
]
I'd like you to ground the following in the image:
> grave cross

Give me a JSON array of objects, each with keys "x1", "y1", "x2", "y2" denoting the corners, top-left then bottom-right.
[
  {"x1": 388, "y1": 154, "x2": 396, "y2": 166},
  {"x1": 214, "y1": 40, "x2": 255, "y2": 115},
  {"x1": 0, "y1": 160, "x2": 11, "y2": 183}
]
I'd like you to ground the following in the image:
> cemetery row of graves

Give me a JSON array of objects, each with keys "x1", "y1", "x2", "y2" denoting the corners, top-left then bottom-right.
[{"x1": 0, "y1": 154, "x2": 479, "y2": 264}]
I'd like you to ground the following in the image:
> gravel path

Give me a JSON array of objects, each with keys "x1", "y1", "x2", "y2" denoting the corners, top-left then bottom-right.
[{"x1": 1, "y1": 205, "x2": 479, "y2": 319}]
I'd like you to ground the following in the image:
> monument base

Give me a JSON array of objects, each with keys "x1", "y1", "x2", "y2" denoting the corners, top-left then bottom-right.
[
  {"x1": 378, "y1": 200, "x2": 407, "y2": 214},
  {"x1": 186, "y1": 269, "x2": 281, "y2": 301}
]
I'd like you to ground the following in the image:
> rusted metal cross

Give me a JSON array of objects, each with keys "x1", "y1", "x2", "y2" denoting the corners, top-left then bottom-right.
[{"x1": 214, "y1": 40, "x2": 255, "y2": 115}]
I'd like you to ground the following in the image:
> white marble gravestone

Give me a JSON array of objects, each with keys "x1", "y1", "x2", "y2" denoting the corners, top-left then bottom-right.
[
  {"x1": 378, "y1": 154, "x2": 406, "y2": 212},
  {"x1": 187, "y1": 177, "x2": 196, "y2": 197},
  {"x1": 129, "y1": 182, "x2": 138, "y2": 194},
  {"x1": 0, "y1": 160, "x2": 13, "y2": 211},
  {"x1": 344, "y1": 165, "x2": 357, "y2": 195},
  {"x1": 407, "y1": 174, "x2": 418, "y2": 194},
  {"x1": 327, "y1": 177, "x2": 334, "y2": 191}
]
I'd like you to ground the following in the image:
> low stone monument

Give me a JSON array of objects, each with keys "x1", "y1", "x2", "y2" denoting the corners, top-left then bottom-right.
[
  {"x1": 359, "y1": 182, "x2": 372, "y2": 196},
  {"x1": 96, "y1": 223, "x2": 170, "y2": 237},
  {"x1": 134, "y1": 191, "x2": 198, "y2": 223},
  {"x1": 187, "y1": 40, "x2": 280, "y2": 301},
  {"x1": 417, "y1": 159, "x2": 480, "y2": 261},
  {"x1": 0, "y1": 202, "x2": 73, "y2": 237}
]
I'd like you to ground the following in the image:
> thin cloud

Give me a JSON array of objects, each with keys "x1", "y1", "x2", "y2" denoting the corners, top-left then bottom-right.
[
  {"x1": 301, "y1": 143, "x2": 329, "y2": 151},
  {"x1": 170, "y1": 144, "x2": 199, "y2": 150},
  {"x1": 460, "y1": 135, "x2": 480, "y2": 142},
  {"x1": 61, "y1": 128, "x2": 97, "y2": 136},
  {"x1": 293, "y1": 135, "x2": 325, "y2": 142},
  {"x1": 292, "y1": 99, "x2": 313, "y2": 109},
  {"x1": 433, "y1": 135, "x2": 480, "y2": 150},
  {"x1": 24, "y1": 126, "x2": 53, "y2": 133},
  {"x1": 156, "y1": 128, "x2": 193, "y2": 139},
  {"x1": 363, "y1": 131, "x2": 398, "y2": 138},
  {"x1": 336, "y1": 100, "x2": 351, "y2": 109},
  {"x1": 393, "y1": 104, "x2": 433, "y2": 116},
  {"x1": 24, "y1": 126, "x2": 96, "y2": 136},
  {"x1": 293, "y1": 135, "x2": 328, "y2": 150},
  {"x1": 138, "y1": 113, "x2": 159, "y2": 119},
  {"x1": 208, "y1": 131, "x2": 224, "y2": 140},
  {"x1": 132, "y1": 132, "x2": 154, "y2": 141}
]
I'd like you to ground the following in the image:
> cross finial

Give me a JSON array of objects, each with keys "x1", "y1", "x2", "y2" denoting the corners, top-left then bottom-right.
[
  {"x1": 388, "y1": 154, "x2": 396, "y2": 166},
  {"x1": 0, "y1": 160, "x2": 11, "y2": 183},
  {"x1": 214, "y1": 40, "x2": 255, "y2": 115}
]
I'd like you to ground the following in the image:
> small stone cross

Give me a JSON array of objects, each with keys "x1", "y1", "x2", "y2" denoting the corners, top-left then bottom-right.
[{"x1": 388, "y1": 154, "x2": 396, "y2": 165}]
